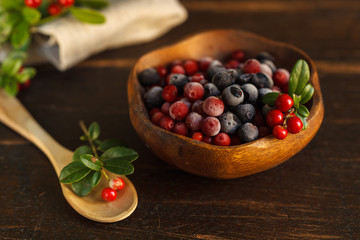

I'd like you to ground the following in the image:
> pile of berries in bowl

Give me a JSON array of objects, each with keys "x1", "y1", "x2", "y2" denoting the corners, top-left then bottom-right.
[
  {"x1": 139, "y1": 50, "x2": 307, "y2": 146},
  {"x1": 128, "y1": 29, "x2": 324, "y2": 179}
]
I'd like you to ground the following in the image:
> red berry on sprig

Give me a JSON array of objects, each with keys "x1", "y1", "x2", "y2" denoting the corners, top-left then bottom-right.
[
  {"x1": 58, "y1": 0, "x2": 75, "y2": 7},
  {"x1": 109, "y1": 177, "x2": 125, "y2": 191},
  {"x1": 24, "y1": 0, "x2": 42, "y2": 8},
  {"x1": 48, "y1": 3, "x2": 62, "y2": 15},
  {"x1": 272, "y1": 125, "x2": 288, "y2": 140},
  {"x1": 287, "y1": 116, "x2": 303, "y2": 134},
  {"x1": 101, "y1": 187, "x2": 117, "y2": 202},
  {"x1": 266, "y1": 109, "x2": 284, "y2": 128},
  {"x1": 275, "y1": 94, "x2": 294, "y2": 112}
]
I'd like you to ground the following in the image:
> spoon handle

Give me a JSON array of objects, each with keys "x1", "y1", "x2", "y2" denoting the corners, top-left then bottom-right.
[{"x1": 0, "y1": 90, "x2": 70, "y2": 174}]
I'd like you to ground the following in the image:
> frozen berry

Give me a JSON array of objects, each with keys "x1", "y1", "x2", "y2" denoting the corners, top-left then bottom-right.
[
  {"x1": 258, "y1": 88, "x2": 273, "y2": 99},
  {"x1": 109, "y1": 177, "x2": 125, "y2": 191},
  {"x1": 151, "y1": 112, "x2": 164, "y2": 126},
  {"x1": 184, "y1": 82, "x2": 204, "y2": 101},
  {"x1": 185, "y1": 112, "x2": 204, "y2": 131},
  {"x1": 238, "y1": 123, "x2": 259, "y2": 143},
  {"x1": 226, "y1": 69, "x2": 240, "y2": 84},
  {"x1": 260, "y1": 63, "x2": 273, "y2": 77},
  {"x1": 159, "y1": 116, "x2": 174, "y2": 131},
  {"x1": 266, "y1": 109, "x2": 284, "y2": 128},
  {"x1": 202, "y1": 96, "x2": 224, "y2": 117},
  {"x1": 262, "y1": 59, "x2": 277, "y2": 73},
  {"x1": 169, "y1": 101, "x2": 189, "y2": 121},
  {"x1": 139, "y1": 68, "x2": 161, "y2": 86},
  {"x1": 261, "y1": 104, "x2": 274, "y2": 117},
  {"x1": 198, "y1": 57, "x2": 213, "y2": 72},
  {"x1": 204, "y1": 83, "x2": 220, "y2": 98},
  {"x1": 256, "y1": 52, "x2": 275, "y2": 62},
  {"x1": 173, "y1": 122, "x2": 189, "y2": 136},
  {"x1": 184, "y1": 60, "x2": 199, "y2": 75},
  {"x1": 48, "y1": 3, "x2": 62, "y2": 15},
  {"x1": 238, "y1": 73, "x2": 253, "y2": 85},
  {"x1": 272, "y1": 125, "x2": 287, "y2": 139},
  {"x1": 202, "y1": 136, "x2": 213, "y2": 144},
  {"x1": 243, "y1": 59, "x2": 261, "y2": 74},
  {"x1": 162, "y1": 85, "x2": 178, "y2": 102},
  {"x1": 191, "y1": 73, "x2": 205, "y2": 83},
  {"x1": 179, "y1": 98, "x2": 192, "y2": 108},
  {"x1": 250, "y1": 72, "x2": 274, "y2": 89},
  {"x1": 222, "y1": 85, "x2": 244, "y2": 107},
  {"x1": 199, "y1": 79, "x2": 208, "y2": 86},
  {"x1": 191, "y1": 100, "x2": 206, "y2": 115},
  {"x1": 231, "y1": 50, "x2": 246, "y2": 62},
  {"x1": 275, "y1": 94, "x2": 294, "y2": 112},
  {"x1": 225, "y1": 59, "x2": 239, "y2": 69},
  {"x1": 273, "y1": 68, "x2": 290, "y2": 87},
  {"x1": 156, "y1": 66, "x2": 167, "y2": 78},
  {"x1": 241, "y1": 83, "x2": 258, "y2": 104},
  {"x1": 207, "y1": 63, "x2": 226, "y2": 81},
  {"x1": 171, "y1": 65, "x2": 186, "y2": 74},
  {"x1": 287, "y1": 116, "x2": 303, "y2": 133},
  {"x1": 271, "y1": 86, "x2": 282, "y2": 93},
  {"x1": 169, "y1": 74, "x2": 189, "y2": 91},
  {"x1": 144, "y1": 86, "x2": 163, "y2": 108},
  {"x1": 192, "y1": 132, "x2": 203, "y2": 141},
  {"x1": 214, "y1": 133, "x2": 231, "y2": 146},
  {"x1": 25, "y1": 0, "x2": 42, "y2": 8},
  {"x1": 58, "y1": 0, "x2": 74, "y2": 7},
  {"x1": 212, "y1": 71, "x2": 234, "y2": 90},
  {"x1": 219, "y1": 111, "x2": 241, "y2": 134},
  {"x1": 149, "y1": 108, "x2": 161, "y2": 118},
  {"x1": 161, "y1": 102, "x2": 171, "y2": 115},
  {"x1": 233, "y1": 104, "x2": 256, "y2": 123},
  {"x1": 201, "y1": 117, "x2": 221, "y2": 136},
  {"x1": 102, "y1": 187, "x2": 117, "y2": 201}
]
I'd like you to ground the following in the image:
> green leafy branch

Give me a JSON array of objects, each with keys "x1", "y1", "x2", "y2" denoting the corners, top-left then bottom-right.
[
  {"x1": 262, "y1": 59, "x2": 314, "y2": 129},
  {"x1": 59, "y1": 121, "x2": 138, "y2": 197},
  {"x1": 0, "y1": 0, "x2": 109, "y2": 96}
]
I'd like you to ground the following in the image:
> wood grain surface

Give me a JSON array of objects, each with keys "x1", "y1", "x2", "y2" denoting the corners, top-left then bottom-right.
[{"x1": 1, "y1": 0, "x2": 359, "y2": 239}]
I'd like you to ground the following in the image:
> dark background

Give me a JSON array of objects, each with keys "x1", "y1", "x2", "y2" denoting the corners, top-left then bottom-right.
[{"x1": 1, "y1": 0, "x2": 359, "y2": 239}]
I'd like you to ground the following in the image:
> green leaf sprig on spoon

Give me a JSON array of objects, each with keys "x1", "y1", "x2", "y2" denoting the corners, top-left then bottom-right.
[
  {"x1": 59, "y1": 121, "x2": 138, "y2": 200},
  {"x1": 0, "y1": 0, "x2": 109, "y2": 96}
]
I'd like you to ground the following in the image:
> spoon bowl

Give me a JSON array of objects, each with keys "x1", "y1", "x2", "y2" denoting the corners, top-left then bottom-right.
[{"x1": 0, "y1": 90, "x2": 138, "y2": 223}]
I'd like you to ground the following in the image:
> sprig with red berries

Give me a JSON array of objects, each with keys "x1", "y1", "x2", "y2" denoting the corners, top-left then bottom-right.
[
  {"x1": 59, "y1": 121, "x2": 138, "y2": 200},
  {"x1": 262, "y1": 59, "x2": 314, "y2": 139},
  {"x1": 0, "y1": 0, "x2": 108, "y2": 96}
]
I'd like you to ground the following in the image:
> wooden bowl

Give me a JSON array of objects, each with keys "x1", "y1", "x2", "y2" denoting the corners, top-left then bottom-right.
[{"x1": 127, "y1": 29, "x2": 324, "y2": 179}]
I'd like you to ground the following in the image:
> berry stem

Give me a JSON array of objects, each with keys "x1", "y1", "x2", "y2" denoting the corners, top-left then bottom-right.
[
  {"x1": 79, "y1": 120, "x2": 99, "y2": 159},
  {"x1": 102, "y1": 169, "x2": 110, "y2": 182}
]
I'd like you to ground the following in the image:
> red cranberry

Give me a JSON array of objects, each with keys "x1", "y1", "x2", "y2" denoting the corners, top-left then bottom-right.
[
  {"x1": 202, "y1": 96, "x2": 224, "y2": 117},
  {"x1": 192, "y1": 132, "x2": 203, "y2": 141},
  {"x1": 287, "y1": 116, "x2": 303, "y2": 134},
  {"x1": 109, "y1": 177, "x2": 125, "y2": 191},
  {"x1": 184, "y1": 60, "x2": 199, "y2": 75},
  {"x1": 169, "y1": 60, "x2": 182, "y2": 68},
  {"x1": 149, "y1": 108, "x2": 161, "y2": 118},
  {"x1": 179, "y1": 98, "x2": 192, "y2": 108},
  {"x1": 201, "y1": 117, "x2": 221, "y2": 136},
  {"x1": 58, "y1": 0, "x2": 74, "y2": 7},
  {"x1": 48, "y1": 3, "x2": 62, "y2": 15},
  {"x1": 191, "y1": 73, "x2": 205, "y2": 83},
  {"x1": 171, "y1": 65, "x2": 185, "y2": 74},
  {"x1": 272, "y1": 125, "x2": 288, "y2": 140},
  {"x1": 102, "y1": 187, "x2": 117, "y2": 201},
  {"x1": 173, "y1": 122, "x2": 189, "y2": 136},
  {"x1": 231, "y1": 50, "x2": 246, "y2": 62},
  {"x1": 225, "y1": 59, "x2": 239, "y2": 69},
  {"x1": 156, "y1": 66, "x2": 167, "y2": 78},
  {"x1": 151, "y1": 112, "x2": 164, "y2": 126},
  {"x1": 159, "y1": 116, "x2": 174, "y2": 131},
  {"x1": 185, "y1": 112, "x2": 204, "y2": 131},
  {"x1": 202, "y1": 136, "x2": 213, "y2": 144},
  {"x1": 184, "y1": 82, "x2": 204, "y2": 101},
  {"x1": 169, "y1": 101, "x2": 189, "y2": 121},
  {"x1": 161, "y1": 102, "x2": 171, "y2": 115},
  {"x1": 162, "y1": 85, "x2": 178, "y2": 102},
  {"x1": 19, "y1": 79, "x2": 31, "y2": 91},
  {"x1": 24, "y1": 0, "x2": 42, "y2": 8},
  {"x1": 273, "y1": 68, "x2": 290, "y2": 87},
  {"x1": 198, "y1": 57, "x2": 213, "y2": 72},
  {"x1": 214, "y1": 133, "x2": 231, "y2": 146},
  {"x1": 243, "y1": 59, "x2": 261, "y2": 74},
  {"x1": 266, "y1": 109, "x2": 284, "y2": 128},
  {"x1": 275, "y1": 94, "x2": 294, "y2": 112}
]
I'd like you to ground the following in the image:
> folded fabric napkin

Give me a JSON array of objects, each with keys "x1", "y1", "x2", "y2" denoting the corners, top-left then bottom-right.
[{"x1": 12, "y1": 0, "x2": 188, "y2": 70}]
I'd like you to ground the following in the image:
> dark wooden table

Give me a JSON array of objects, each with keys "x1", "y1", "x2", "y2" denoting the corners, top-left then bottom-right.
[{"x1": 1, "y1": 0, "x2": 359, "y2": 239}]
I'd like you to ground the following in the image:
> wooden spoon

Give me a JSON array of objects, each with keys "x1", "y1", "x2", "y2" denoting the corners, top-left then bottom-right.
[{"x1": 0, "y1": 90, "x2": 138, "y2": 223}]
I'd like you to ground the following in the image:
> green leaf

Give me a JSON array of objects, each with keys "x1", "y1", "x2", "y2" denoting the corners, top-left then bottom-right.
[
  {"x1": 4, "y1": 81, "x2": 18, "y2": 96},
  {"x1": 91, "y1": 171, "x2": 101, "y2": 187},
  {"x1": 72, "y1": 145, "x2": 92, "y2": 161},
  {"x1": 288, "y1": 59, "x2": 310, "y2": 96},
  {"x1": 69, "y1": 7, "x2": 106, "y2": 24},
  {"x1": 296, "y1": 114, "x2": 308, "y2": 130},
  {"x1": 22, "y1": 7, "x2": 41, "y2": 24},
  {"x1": 101, "y1": 146, "x2": 138, "y2": 162},
  {"x1": 98, "y1": 139, "x2": 124, "y2": 152},
  {"x1": 78, "y1": 0, "x2": 109, "y2": 9},
  {"x1": 299, "y1": 83, "x2": 314, "y2": 104},
  {"x1": 59, "y1": 161, "x2": 91, "y2": 184},
  {"x1": 80, "y1": 154, "x2": 102, "y2": 171},
  {"x1": 0, "y1": 0, "x2": 22, "y2": 10},
  {"x1": 88, "y1": 122, "x2": 100, "y2": 140},
  {"x1": 297, "y1": 104, "x2": 310, "y2": 117},
  {"x1": 11, "y1": 21, "x2": 30, "y2": 49},
  {"x1": 1, "y1": 57, "x2": 22, "y2": 76},
  {"x1": 262, "y1": 92, "x2": 280, "y2": 106},
  {"x1": 103, "y1": 157, "x2": 134, "y2": 175},
  {"x1": 71, "y1": 170, "x2": 96, "y2": 197},
  {"x1": 292, "y1": 94, "x2": 301, "y2": 109},
  {"x1": 16, "y1": 68, "x2": 36, "y2": 83}
]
